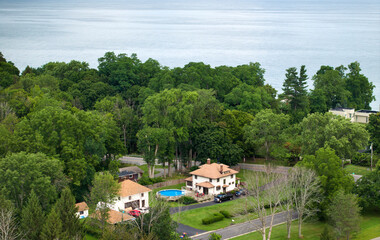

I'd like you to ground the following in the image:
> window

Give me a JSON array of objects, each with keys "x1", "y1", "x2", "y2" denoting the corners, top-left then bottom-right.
[
  {"x1": 216, "y1": 186, "x2": 221, "y2": 191},
  {"x1": 223, "y1": 179, "x2": 226, "y2": 184},
  {"x1": 118, "y1": 197, "x2": 121, "y2": 200},
  {"x1": 80, "y1": 211, "x2": 84, "y2": 215},
  {"x1": 142, "y1": 200, "x2": 145, "y2": 208},
  {"x1": 209, "y1": 178, "x2": 212, "y2": 182},
  {"x1": 217, "y1": 178, "x2": 220, "y2": 182},
  {"x1": 231, "y1": 175, "x2": 233, "y2": 179},
  {"x1": 195, "y1": 176, "x2": 197, "y2": 179},
  {"x1": 187, "y1": 181, "x2": 192, "y2": 186},
  {"x1": 232, "y1": 182, "x2": 234, "y2": 184},
  {"x1": 129, "y1": 174, "x2": 133, "y2": 178},
  {"x1": 129, "y1": 196, "x2": 132, "y2": 200},
  {"x1": 141, "y1": 193, "x2": 144, "y2": 197}
]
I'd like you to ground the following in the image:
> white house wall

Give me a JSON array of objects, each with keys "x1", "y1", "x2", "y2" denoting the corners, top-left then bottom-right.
[
  {"x1": 192, "y1": 174, "x2": 237, "y2": 195},
  {"x1": 110, "y1": 192, "x2": 150, "y2": 211}
]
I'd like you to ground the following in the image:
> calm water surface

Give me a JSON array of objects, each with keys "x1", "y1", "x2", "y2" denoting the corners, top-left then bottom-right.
[{"x1": 0, "y1": 0, "x2": 379, "y2": 108}]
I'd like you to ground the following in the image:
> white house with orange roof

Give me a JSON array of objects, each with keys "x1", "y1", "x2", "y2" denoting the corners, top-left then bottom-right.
[
  {"x1": 75, "y1": 202, "x2": 89, "y2": 219},
  {"x1": 110, "y1": 179, "x2": 152, "y2": 212},
  {"x1": 186, "y1": 158, "x2": 239, "y2": 195}
]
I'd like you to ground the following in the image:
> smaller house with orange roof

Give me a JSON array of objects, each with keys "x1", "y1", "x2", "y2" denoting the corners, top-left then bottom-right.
[
  {"x1": 186, "y1": 158, "x2": 239, "y2": 195},
  {"x1": 110, "y1": 180, "x2": 152, "y2": 212},
  {"x1": 75, "y1": 202, "x2": 89, "y2": 219}
]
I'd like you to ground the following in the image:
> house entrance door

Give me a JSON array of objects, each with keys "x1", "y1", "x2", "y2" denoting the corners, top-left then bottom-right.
[{"x1": 203, "y1": 187, "x2": 208, "y2": 195}]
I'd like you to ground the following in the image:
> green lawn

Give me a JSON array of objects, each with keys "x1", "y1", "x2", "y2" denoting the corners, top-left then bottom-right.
[
  {"x1": 231, "y1": 213, "x2": 380, "y2": 240},
  {"x1": 344, "y1": 165, "x2": 372, "y2": 176},
  {"x1": 173, "y1": 196, "x2": 264, "y2": 231}
]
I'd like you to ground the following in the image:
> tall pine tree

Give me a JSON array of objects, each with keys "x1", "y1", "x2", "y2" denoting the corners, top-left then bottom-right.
[
  {"x1": 21, "y1": 190, "x2": 45, "y2": 240},
  {"x1": 282, "y1": 65, "x2": 309, "y2": 123},
  {"x1": 55, "y1": 187, "x2": 83, "y2": 240},
  {"x1": 41, "y1": 207, "x2": 62, "y2": 240}
]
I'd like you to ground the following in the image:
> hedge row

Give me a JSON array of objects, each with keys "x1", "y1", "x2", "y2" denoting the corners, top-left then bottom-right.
[
  {"x1": 202, "y1": 213, "x2": 224, "y2": 225},
  {"x1": 219, "y1": 210, "x2": 233, "y2": 218}
]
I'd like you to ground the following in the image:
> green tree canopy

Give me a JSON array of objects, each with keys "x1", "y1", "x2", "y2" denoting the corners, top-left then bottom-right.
[
  {"x1": 327, "y1": 190, "x2": 361, "y2": 240},
  {"x1": 244, "y1": 109, "x2": 290, "y2": 160},
  {"x1": 345, "y1": 62, "x2": 375, "y2": 109},
  {"x1": 0, "y1": 152, "x2": 66, "y2": 210},
  {"x1": 297, "y1": 147, "x2": 355, "y2": 215},
  {"x1": 298, "y1": 112, "x2": 369, "y2": 159}
]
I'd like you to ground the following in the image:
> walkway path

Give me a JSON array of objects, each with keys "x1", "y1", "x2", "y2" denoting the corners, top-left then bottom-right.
[{"x1": 191, "y1": 211, "x2": 298, "y2": 240}]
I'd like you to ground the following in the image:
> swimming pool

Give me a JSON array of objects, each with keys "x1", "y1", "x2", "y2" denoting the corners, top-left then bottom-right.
[{"x1": 158, "y1": 189, "x2": 185, "y2": 197}]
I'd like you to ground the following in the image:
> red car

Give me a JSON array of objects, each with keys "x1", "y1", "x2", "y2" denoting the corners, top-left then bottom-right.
[{"x1": 129, "y1": 210, "x2": 141, "y2": 217}]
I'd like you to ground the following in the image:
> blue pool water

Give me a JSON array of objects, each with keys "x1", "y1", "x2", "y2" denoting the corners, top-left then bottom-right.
[{"x1": 158, "y1": 189, "x2": 185, "y2": 197}]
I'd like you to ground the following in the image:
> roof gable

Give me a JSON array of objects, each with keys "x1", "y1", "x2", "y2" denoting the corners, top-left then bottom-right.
[
  {"x1": 119, "y1": 180, "x2": 152, "y2": 197},
  {"x1": 190, "y1": 163, "x2": 238, "y2": 179}
]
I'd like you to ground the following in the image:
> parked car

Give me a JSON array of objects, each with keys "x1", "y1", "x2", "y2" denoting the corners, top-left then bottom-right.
[
  {"x1": 214, "y1": 193, "x2": 233, "y2": 203},
  {"x1": 235, "y1": 188, "x2": 248, "y2": 197},
  {"x1": 128, "y1": 209, "x2": 141, "y2": 217}
]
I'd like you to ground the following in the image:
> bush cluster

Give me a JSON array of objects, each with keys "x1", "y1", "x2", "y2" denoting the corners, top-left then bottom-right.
[
  {"x1": 219, "y1": 210, "x2": 232, "y2": 218},
  {"x1": 138, "y1": 176, "x2": 164, "y2": 185},
  {"x1": 178, "y1": 196, "x2": 197, "y2": 205},
  {"x1": 202, "y1": 213, "x2": 224, "y2": 225},
  {"x1": 351, "y1": 153, "x2": 370, "y2": 166}
]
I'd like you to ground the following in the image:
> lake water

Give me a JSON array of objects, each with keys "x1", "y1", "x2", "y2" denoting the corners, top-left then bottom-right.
[{"x1": 0, "y1": 0, "x2": 379, "y2": 109}]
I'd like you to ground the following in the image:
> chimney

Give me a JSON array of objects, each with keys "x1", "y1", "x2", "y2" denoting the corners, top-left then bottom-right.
[
  {"x1": 207, "y1": 158, "x2": 211, "y2": 165},
  {"x1": 220, "y1": 165, "x2": 223, "y2": 173}
]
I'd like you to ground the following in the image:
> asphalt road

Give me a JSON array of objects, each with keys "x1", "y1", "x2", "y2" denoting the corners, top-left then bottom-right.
[{"x1": 191, "y1": 211, "x2": 298, "y2": 240}]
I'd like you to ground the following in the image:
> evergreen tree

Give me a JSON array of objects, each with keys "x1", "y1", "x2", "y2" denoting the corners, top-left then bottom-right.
[
  {"x1": 21, "y1": 190, "x2": 45, "y2": 240},
  {"x1": 327, "y1": 190, "x2": 361, "y2": 239},
  {"x1": 41, "y1": 207, "x2": 62, "y2": 240},
  {"x1": 282, "y1": 65, "x2": 309, "y2": 123},
  {"x1": 55, "y1": 187, "x2": 83, "y2": 240}
]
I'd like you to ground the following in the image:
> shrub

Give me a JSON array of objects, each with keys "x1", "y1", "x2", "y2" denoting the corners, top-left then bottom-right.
[
  {"x1": 138, "y1": 176, "x2": 164, "y2": 185},
  {"x1": 351, "y1": 153, "x2": 371, "y2": 166},
  {"x1": 178, "y1": 196, "x2": 197, "y2": 205},
  {"x1": 219, "y1": 210, "x2": 232, "y2": 218},
  {"x1": 202, "y1": 213, "x2": 224, "y2": 225},
  {"x1": 208, "y1": 233, "x2": 222, "y2": 240},
  {"x1": 83, "y1": 219, "x2": 102, "y2": 237}
]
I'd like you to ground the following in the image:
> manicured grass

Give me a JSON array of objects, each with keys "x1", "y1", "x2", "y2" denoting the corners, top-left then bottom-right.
[
  {"x1": 344, "y1": 165, "x2": 372, "y2": 176},
  {"x1": 173, "y1": 196, "x2": 263, "y2": 231},
  {"x1": 231, "y1": 213, "x2": 380, "y2": 240}
]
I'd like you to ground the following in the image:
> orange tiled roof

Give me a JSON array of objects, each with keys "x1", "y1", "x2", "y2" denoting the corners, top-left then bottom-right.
[
  {"x1": 119, "y1": 180, "x2": 152, "y2": 197},
  {"x1": 196, "y1": 181, "x2": 215, "y2": 188},
  {"x1": 190, "y1": 163, "x2": 238, "y2": 179},
  {"x1": 108, "y1": 209, "x2": 134, "y2": 224},
  {"x1": 185, "y1": 176, "x2": 193, "y2": 181},
  {"x1": 92, "y1": 210, "x2": 133, "y2": 224},
  {"x1": 75, "y1": 202, "x2": 89, "y2": 212}
]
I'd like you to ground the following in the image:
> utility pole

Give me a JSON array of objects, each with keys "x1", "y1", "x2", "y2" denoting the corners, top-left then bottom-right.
[{"x1": 370, "y1": 143, "x2": 373, "y2": 171}]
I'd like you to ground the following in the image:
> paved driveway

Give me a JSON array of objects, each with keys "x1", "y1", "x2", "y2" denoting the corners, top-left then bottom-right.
[{"x1": 191, "y1": 211, "x2": 298, "y2": 240}]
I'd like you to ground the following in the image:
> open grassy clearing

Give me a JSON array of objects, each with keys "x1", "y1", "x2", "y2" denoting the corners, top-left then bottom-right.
[
  {"x1": 344, "y1": 164, "x2": 372, "y2": 176},
  {"x1": 232, "y1": 212, "x2": 380, "y2": 240}
]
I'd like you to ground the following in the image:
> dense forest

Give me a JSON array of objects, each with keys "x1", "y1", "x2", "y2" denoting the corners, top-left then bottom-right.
[
  {"x1": 0, "y1": 51, "x2": 377, "y2": 201},
  {"x1": 0, "y1": 51, "x2": 379, "y2": 239}
]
